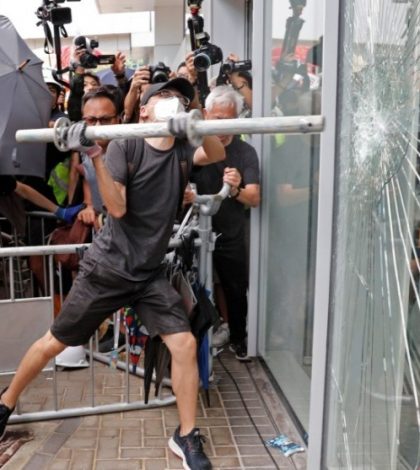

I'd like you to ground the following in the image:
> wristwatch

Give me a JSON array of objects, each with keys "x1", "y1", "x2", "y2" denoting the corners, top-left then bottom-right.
[{"x1": 230, "y1": 186, "x2": 241, "y2": 199}]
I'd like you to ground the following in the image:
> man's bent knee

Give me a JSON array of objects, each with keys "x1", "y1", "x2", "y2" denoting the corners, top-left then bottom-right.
[
  {"x1": 162, "y1": 331, "x2": 197, "y2": 360},
  {"x1": 37, "y1": 330, "x2": 67, "y2": 359}
]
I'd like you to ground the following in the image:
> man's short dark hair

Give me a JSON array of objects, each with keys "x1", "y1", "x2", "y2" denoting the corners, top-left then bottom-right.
[{"x1": 82, "y1": 85, "x2": 123, "y2": 115}]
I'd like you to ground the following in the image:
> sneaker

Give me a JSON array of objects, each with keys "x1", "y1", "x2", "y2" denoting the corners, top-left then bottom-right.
[
  {"x1": 0, "y1": 388, "x2": 14, "y2": 441},
  {"x1": 169, "y1": 426, "x2": 212, "y2": 470},
  {"x1": 212, "y1": 322, "x2": 230, "y2": 348},
  {"x1": 229, "y1": 342, "x2": 251, "y2": 362}
]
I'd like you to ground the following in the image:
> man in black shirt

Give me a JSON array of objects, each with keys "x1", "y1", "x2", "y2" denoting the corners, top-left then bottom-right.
[
  {"x1": 0, "y1": 78, "x2": 225, "y2": 470},
  {"x1": 191, "y1": 85, "x2": 260, "y2": 361}
]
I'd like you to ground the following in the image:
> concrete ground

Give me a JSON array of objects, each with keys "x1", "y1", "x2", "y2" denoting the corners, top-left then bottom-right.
[{"x1": 1, "y1": 350, "x2": 307, "y2": 470}]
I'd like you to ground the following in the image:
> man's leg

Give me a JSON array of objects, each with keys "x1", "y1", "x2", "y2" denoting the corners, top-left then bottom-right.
[
  {"x1": 1, "y1": 330, "x2": 65, "y2": 409},
  {"x1": 213, "y1": 250, "x2": 248, "y2": 345},
  {"x1": 161, "y1": 331, "x2": 198, "y2": 435}
]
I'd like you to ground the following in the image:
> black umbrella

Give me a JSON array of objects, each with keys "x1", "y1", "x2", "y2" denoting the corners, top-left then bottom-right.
[
  {"x1": 191, "y1": 284, "x2": 220, "y2": 342},
  {"x1": 143, "y1": 336, "x2": 161, "y2": 404},
  {"x1": 191, "y1": 285, "x2": 220, "y2": 406},
  {"x1": 0, "y1": 16, "x2": 51, "y2": 177},
  {"x1": 154, "y1": 341, "x2": 171, "y2": 398}
]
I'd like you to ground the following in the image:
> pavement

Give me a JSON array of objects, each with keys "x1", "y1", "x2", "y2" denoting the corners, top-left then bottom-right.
[{"x1": 1, "y1": 350, "x2": 307, "y2": 470}]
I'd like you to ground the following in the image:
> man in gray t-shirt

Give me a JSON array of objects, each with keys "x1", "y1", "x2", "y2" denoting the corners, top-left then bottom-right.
[{"x1": 0, "y1": 78, "x2": 225, "y2": 470}]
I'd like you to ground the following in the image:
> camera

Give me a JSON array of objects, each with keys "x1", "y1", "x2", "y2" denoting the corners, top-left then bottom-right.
[
  {"x1": 149, "y1": 62, "x2": 171, "y2": 83},
  {"x1": 187, "y1": 0, "x2": 204, "y2": 8},
  {"x1": 73, "y1": 35, "x2": 115, "y2": 69},
  {"x1": 36, "y1": 1, "x2": 72, "y2": 26},
  {"x1": 193, "y1": 39, "x2": 223, "y2": 72},
  {"x1": 220, "y1": 59, "x2": 252, "y2": 75}
]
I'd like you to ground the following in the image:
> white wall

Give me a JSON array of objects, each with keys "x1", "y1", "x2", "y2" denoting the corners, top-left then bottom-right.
[
  {"x1": 272, "y1": 1, "x2": 324, "y2": 41},
  {"x1": 1, "y1": 0, "x2": 151, "y2": 39}
]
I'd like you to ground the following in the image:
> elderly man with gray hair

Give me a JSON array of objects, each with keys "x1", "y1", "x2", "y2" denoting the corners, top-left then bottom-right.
[{"x1": 191, "y1": 85, "x2": 260, "y2": 361}]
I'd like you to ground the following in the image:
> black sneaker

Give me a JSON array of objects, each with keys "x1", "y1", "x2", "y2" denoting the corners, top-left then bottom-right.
[
  {"x1": 168, "y1": 426, "x2": 212, "y2": 470},
  {"x1": 229, "y1": 342, "x2": 251, "y2": 362},
  {"x1": 0, "y1": 388, "x2": 14, "y2": 441}
]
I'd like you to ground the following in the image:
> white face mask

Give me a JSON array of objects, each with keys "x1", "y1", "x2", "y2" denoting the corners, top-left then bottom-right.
[{"x1": 154, "y1": 97, "x2": 184, "y2": 122}]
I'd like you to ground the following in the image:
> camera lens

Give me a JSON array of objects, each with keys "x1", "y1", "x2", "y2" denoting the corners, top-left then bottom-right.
[
  {"x1": 221, "y1": 62, "x2": 233, "y2": 74},
  {"x1": 80, "y1": 53, "x2": 98, "y2": 69},
  {"x1": 152, "y1": 71, "x2": 169, "y2": 83},
  {"x1": 194, "y1": 53, "x2": 211, "y2": 72}
]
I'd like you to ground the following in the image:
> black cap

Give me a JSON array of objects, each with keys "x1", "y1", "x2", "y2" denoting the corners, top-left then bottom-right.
[{"x1": 140, "y1": 77, "x2": 195, "y2": 107}]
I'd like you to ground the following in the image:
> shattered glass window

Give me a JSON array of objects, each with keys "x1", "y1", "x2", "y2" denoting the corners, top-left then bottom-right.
[{"x1": 324, "y1": 0, "x2": 420, "y2": 468}]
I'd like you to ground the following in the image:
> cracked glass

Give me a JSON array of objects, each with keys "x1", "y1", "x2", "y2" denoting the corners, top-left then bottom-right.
[{"x1": 324, "y1": 0, "x2": 420, "y2": 468}]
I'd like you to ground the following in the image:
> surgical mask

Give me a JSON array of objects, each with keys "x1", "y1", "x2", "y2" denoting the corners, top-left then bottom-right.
[{"x1": 154, "y1": 97, "x2": 184, "y2": 122}]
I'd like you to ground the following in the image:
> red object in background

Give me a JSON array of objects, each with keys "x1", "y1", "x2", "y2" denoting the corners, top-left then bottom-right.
[
  {"x1": 272, "y1": 45, "x2": 311, "y2": 66},
  {"x1": 60, "y1": 46, "x2": 72, "y2": 69}
]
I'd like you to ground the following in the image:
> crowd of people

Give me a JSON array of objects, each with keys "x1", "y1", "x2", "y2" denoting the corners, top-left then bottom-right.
[{"x1": 0, "y1": 33, "x2": 321, "y2": 467}]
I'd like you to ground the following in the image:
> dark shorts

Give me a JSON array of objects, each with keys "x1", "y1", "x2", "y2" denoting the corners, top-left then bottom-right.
[{"x1": 50, "y1": 257, "x2": 190, "y2": 346}]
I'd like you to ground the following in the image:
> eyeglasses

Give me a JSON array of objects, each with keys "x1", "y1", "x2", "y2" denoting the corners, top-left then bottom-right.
[
  {"x1": 83, "y1": 115, "x2": 117, "y2": 125},
  {"x1": 154, "y1": 89, "x2": 190, "y2": 108}
]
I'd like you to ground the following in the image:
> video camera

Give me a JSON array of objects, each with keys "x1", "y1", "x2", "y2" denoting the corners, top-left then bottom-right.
[
  {"x1": 290, "y1": 0, "x2": 307, "y2": 7},
  {"x1": 149, "y1": 62, "x2": 171, "y2": 83},
  {"x1": 36, "y1": 0, "x2": 80, "y2": 27},
  {"x1": 36, "y1": 0, "x2": 82, "y2": 78},
  {"x1": 216, "y1": 59, "x2": 252, "y2": 87},
  {"x1": 220, "y1": 59, "x2": 252, "y2": 75},
  {"x1": 187, "y1": 0, "x2": 222, "y2": 105},
  {"x1": 73, "y1": 35, "x2": 115, "y2": 69}
]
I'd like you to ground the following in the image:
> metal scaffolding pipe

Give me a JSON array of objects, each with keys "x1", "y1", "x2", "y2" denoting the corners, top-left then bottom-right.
[
  {"x1": 9, "y1": 396, "x2": 177, "y2": 424},
  {"x1": 16, "y1": 115, "x2": 324, "y2": 144},
  {"x1": 0, "y1": 238, "x2": 203, "y2": 258}
]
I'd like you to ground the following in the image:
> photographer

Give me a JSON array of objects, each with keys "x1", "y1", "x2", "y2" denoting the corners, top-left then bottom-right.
[
  {"x1": 123, "y1": 66, "x2": 151, "y2": 124},
  {"x1": 191, "y1": 85, "x2": 260, "y2": 361},
  {"x1": 184, "y1": 52, "x2": 206, "y2": 110},
  {"x1": 223, "y1": 53, "x2": 253, "y2": 112},
  {"x1": 68, "y1": 43, "x2": 126, "y2": 122},
  {"x1": 123, "y1": 62, "x2": 173, "y2": 123}
]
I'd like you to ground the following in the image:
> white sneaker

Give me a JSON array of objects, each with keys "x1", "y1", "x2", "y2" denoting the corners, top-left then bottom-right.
[{"x1": 213, "y1": 322, "x2": 230, "y2": 347}]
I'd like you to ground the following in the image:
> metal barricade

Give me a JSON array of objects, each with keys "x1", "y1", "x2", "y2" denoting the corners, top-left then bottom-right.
[
  {"x1": 0, "y1": 211, "x2": 57, "y2": 300},
  {"x1": 0, "y1": 189, "x2": 224, "y2": 424}
]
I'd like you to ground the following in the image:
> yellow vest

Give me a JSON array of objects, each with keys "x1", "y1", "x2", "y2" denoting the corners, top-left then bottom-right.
[{"x1": 48, "y1": 158, "x2": 70, "y2": 205}]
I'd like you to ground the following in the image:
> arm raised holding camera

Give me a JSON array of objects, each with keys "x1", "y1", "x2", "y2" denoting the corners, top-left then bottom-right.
[
  {"x1": 225, "y1": 53, "x2": 253, "y2": 111},
  {"x1": 123, "y1": 67, "x2": 151, "y2": 123}
]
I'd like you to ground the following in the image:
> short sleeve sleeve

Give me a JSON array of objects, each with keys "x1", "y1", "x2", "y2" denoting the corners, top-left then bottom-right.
[
  {"x1": 241, "y1": 144, "x2": 260, "y2": 186},
  {"x1": 103, "y1": 140, "x2": 128, "y2": 186}
]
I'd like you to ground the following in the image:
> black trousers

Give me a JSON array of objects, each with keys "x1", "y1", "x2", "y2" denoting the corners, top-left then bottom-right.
[{"x1": 213, "y1": 243, "x2": 248, "y2": 344}]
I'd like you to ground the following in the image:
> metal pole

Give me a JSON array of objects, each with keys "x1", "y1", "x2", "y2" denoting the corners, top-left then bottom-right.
[
  {"x1": 307, "y1": 0, "x2": 341, "y2": 467},
  {"x1": 16, "y1": 115, "x2": 324, "y2": 144}
]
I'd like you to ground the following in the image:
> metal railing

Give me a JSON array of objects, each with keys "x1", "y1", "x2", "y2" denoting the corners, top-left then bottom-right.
[{"x1": 0, "y1": 188, "x2": 227, "y2": 424}]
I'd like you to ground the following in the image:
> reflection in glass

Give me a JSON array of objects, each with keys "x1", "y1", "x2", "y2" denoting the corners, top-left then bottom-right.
[{"x1": 259, "y1": 0, "x2": 323, "y2": 431}]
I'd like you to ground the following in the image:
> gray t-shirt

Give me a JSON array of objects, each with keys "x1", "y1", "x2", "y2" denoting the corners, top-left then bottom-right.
[
  {"x1": 82, "y1": 154, "x2": 103, "y2": 213},
  {"x1": 85, "y1": 138, "x2": 193, "y2": 281}
]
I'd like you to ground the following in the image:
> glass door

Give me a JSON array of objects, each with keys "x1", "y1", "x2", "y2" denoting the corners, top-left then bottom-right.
[{"x1": 257, "y1": 0, "x2": 324, "y2": 431}]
